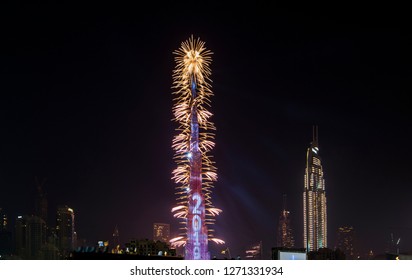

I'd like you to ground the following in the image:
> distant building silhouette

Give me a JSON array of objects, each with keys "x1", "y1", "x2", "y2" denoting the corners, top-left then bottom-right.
[
  {"x1": 43, "y1": 226, "x2": 59, "y2": 260},
  {"x1": 34, "y1": 176, "x2": 48, "y2": 224},
  {"x1": 112, "y1": 225, "x2": 120, "y2": 252},
  {"x1": 303, "y1": 126, "x2": 327, "y2": 252},
  {"x1": 336, "y1": 226, "x2": 356, "y2": 259},
  {"x1": 1, "y1": 208, "x2": 8, "y2": 231},
  {"x1": 56, "y1": 205, "x2": 76, "y2": 259},
  {"x1": 0, "y1": 208, "x2": 12, "y2": 257},
  {"x1": 153, "y1": 223, "x2": 170, "y2": 244},
  {"x1": 277, "y1": 194, "x2": 295, "y2": 248},
  {"x1": 15, "y1": 215, "x2": 47, "y2": 259}
]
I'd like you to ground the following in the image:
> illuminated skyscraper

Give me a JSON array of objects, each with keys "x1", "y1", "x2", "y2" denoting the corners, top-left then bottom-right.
[
  {"x1": 56, "y1": 205, "x2": 75, "y2": 258},
  {"x1": 303, "y1": 126, "x2": 327, "y2": 252},
  {"x1": 170, "y1": 36, "x2": 224, "y2": 260},
  {"x1": 153, "y1": 223, "x2": 170, "y2": 244},
  {"x1": 277, "y1": 195, "x2": 295, "y2": 248}
]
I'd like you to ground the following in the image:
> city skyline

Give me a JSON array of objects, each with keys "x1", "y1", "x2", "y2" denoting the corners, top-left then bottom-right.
[{"x1": 0, "y1": 3, "x2": 408, "y2": 258}]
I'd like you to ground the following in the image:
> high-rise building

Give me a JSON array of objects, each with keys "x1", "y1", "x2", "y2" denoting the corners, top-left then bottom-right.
[
  {"x1": 56, "y1": 205, "x2": 75, "y2": 258},
  {"x1": 303, "y1": 126, "x2": 327, "y2": 252},
  {"x1": 277, "y1": 195, "x2": 295, "y2": 248},
  {"x1": 170, "y1": 36, "x2": 223, "y2": 259},
  {"x1": 15, "y1": 215, "x2": 27, "y2": 258},
  {"x1": 15, "y1": 215, "x2": 47, "y2": 259},
  {"x1": 153, "y1": 223, "x2": 170, "y2": 244},
  {"x1": 336, "y1": 226, "x2": 356, "y2": 259}
]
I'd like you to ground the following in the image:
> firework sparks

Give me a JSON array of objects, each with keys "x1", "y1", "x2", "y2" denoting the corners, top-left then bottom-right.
[{"x1": 170, "y1": 35, "x2": 223, "y2": 259}]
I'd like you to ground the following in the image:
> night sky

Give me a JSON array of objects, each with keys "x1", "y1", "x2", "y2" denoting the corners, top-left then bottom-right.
[{"x1": 1, "y1": 3, "x2": 408, "y2": 258}]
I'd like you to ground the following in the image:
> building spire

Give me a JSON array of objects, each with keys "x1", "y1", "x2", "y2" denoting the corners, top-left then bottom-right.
[{"x1": 312, "y1": 125, "x2": 319, "y2": 146}]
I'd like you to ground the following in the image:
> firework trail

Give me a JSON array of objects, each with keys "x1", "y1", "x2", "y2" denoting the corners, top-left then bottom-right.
[{"x1": 170, "y1": 35, "x2": 224, "y2": 260}]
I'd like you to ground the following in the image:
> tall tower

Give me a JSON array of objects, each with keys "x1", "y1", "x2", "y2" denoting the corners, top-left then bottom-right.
[
  {"x1": 15, "y1": 215, "x2": 47, "y2": 259},
  {"x1": 56, "y1": 205, "x2": 75, "y2": 258},
  {"x1": 277, "y1": 195, "x2": 295, "y2": 248},
  {"x1": 170, "y1": 36, "x2": 224, "y2": 260},
  {"x1": 303, "y1": 126, "x2": 327, "y2": 252}
]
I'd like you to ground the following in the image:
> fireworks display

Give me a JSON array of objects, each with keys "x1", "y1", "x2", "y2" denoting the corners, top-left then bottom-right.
[{"x1": 170, "y1": 36, "x2": 224, "y2": 259}]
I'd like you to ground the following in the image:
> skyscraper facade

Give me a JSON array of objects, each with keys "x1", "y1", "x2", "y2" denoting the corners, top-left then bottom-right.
[
  {"x1": 56, "y1": 205, "x2": 75, "y2": 258},
  {"x1": 15, "y1": 215, "x2": 47, "y2": 259},
  {"x1": 277, "y1": 195, "x2": 295, "y2": 248},
  {"x1": 303, "y1": 126, "x2": 327, "y2": 252},
  {"x1": 153, "y1": 223, "x2": 170, "y2": 244}
]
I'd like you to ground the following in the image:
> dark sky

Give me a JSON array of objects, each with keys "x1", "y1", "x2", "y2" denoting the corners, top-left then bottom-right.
[{"x1": 0, "y1": 3, "x2": 408, "y2": 258}]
